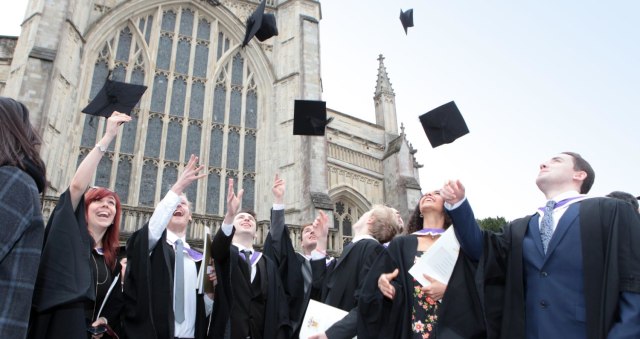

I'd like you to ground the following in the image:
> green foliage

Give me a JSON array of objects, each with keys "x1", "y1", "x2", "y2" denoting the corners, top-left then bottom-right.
[{"x1": 476, "y1": 216, "x2": 508, "y2": 232}]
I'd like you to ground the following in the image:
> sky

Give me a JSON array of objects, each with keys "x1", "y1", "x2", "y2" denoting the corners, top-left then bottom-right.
[{"x1": 2, "y1": 1, "x2": 639, "y2": 220}]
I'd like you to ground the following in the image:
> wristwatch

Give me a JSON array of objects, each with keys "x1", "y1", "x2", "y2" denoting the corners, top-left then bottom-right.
[{"x1": 95, "y1": 144, "x2": 107, "y2": 153}]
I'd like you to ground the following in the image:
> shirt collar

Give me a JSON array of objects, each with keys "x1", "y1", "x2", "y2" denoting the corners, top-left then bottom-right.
[
  {"x1": 351, "y1": 234, "x2": 377, "y2": 244},
  {"x1": 166, "y1": 230, "x2": 189, "y2": 249},
  {"x1": 232, "y1": 242, "x2": 255, "y2": 253}
]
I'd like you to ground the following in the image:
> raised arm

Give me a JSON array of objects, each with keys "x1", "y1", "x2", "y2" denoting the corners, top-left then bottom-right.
[
  {"x1": 270, "y1": 173, "x2": 286, "y2": 241},
  {"x1": 69, "y1": 112, "x2": 131, "y2": 209},
  {"x1": 148, "y1": 154, "x2": 206, "y2": 250},
  {"x1": 441, "y1": 179, "x2": 484, "y2": 261},
  {"x1": 212, "y1": 178, "x2": 243, "y2": 262}
]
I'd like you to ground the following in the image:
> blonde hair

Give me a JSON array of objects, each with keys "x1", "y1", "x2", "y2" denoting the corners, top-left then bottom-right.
[{"x1": 368, "y1": 205, "x2": 399, "y2": 243}]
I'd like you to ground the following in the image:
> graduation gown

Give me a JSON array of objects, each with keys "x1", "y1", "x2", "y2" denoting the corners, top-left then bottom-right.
[
  {"x1": 28, "y1": 189, "x2": 123, "y2": 339},
  {"x1": 439, "y1": 197, "x2": 640, "y2": 339},
  {"x1": 209, "y1": 225, "x2": 291, "y2": 339},
  {"x1": 262, "y1": 209, "x2": 323, "y2": 338},
  {"x1": 312, "y1": 238, "x2": 385, "y2": 338},
  {"x1": 122, "y1": 224, "x2": 207, "y2": 339}
]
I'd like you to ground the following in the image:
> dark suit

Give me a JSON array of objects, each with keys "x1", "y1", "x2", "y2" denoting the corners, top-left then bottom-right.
[
  {"x1": 209, "y1": 225, "x2": 290, "y2": 339},
  {"x1": 312, "y1": 238, "x2": 385, "y2": 338},
  {"x1": 443, "y1": 197, "x2": 640, "y2": 339},
  {"x1": 123, "y1": 225, "x2": 207, "y2": 339},
  {"x1": 263, "y1": 209, "x2": 322, "y2": 338}
]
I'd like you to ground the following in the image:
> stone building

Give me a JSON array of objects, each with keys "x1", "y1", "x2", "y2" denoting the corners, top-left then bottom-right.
[{"x1": 1, "y1": 0, "x2": 423, "y2": 253}]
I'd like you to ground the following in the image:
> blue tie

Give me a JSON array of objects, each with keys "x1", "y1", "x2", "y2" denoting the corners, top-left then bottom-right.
[
  {"x1": 540, "y1": 200, "x2": 556, "y2": 253},
  {"x1": 174, "y1": 239, "x2": 185, "y2": 323}
]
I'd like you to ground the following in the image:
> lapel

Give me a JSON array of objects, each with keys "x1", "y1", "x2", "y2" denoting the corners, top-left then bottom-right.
[
  {"x1": 527, "y1": 214, "x2": 545, "y2": 257},
  {"x1": 544, "y1": 203, "x2": 580, "y2": 262}
]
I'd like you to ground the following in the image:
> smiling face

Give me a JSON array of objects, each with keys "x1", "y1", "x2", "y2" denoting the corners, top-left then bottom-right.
[
  {"x1": 301, "y1": 224, "x2": 318, "y2": 248},
  {"x1": 233, "y1": 211, "x2": 257, "y2": 237},
  {"x1": 168, "y1": 194, "x2": 192, "y2": 231},
  {"x1": 86, "y1": 195, "x2": 117, "y2": 228},
  {"x1": 419, "y1": 190, "x2": 445, "y2": 215}
]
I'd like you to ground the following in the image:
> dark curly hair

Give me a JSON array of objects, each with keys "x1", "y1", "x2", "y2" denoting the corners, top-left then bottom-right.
[{"x1": 405, "y1": 199, "x2": 452, "y2": 234}]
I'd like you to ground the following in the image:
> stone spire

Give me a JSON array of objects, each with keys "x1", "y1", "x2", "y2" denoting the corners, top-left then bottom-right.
[{"x1": 374, "y1": 54, "x2": 398, "y2": 136}]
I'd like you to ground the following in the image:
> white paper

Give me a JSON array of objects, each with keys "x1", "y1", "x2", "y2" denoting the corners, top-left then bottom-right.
[
  {"x1": 408, "y1": 227, "x2": 460, "y2": 287},
  {"x1": 299, "y1": 300, "x2": 349, "y2": 339}
]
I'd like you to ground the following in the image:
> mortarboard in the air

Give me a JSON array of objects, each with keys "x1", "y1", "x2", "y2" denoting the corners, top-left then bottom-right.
[
  {"x1": 81, "y1": 78, "x2": 147, "y2": 118},
  {"x1": 293, "y1": 100, "x2": 333, "y2": 136},
  {"x1": 400, "y1": 9, "x2": 414, "y2": 35},
  {"x1": 419, "y1": 101, "x2": 469, "y2": 148},
  {"x1": 242, "y1": 0, "x2": 278, "y2": 47}
]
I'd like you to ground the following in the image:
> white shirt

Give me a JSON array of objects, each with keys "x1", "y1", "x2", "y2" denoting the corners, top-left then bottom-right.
[
  {"x1": 536, "y1": 190, "x2": 589, "y2": 233},
  {"x1": 148, "y1": 190, "x2": 213, "y2": 338}
]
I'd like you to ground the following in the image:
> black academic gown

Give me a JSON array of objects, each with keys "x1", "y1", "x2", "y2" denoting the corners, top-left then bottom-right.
[
  {"x1": 209, "y1": 225, "x2": 291, "y2": 339},
  {"x1": 312, "y1": 238, "x2": 384, "y2": 339},
  {"x1": 263, "y1": 209, "x2": 323, "y2": 338},
  {"x1": 122, "y1": 224, "x2": 207, "y2": 339},
  {"x1": 439, "y1": 198, "x2": 640, "y2": 339},
  {"x1": 28, "y1": 189, "x2": 124, "y2": 339}
]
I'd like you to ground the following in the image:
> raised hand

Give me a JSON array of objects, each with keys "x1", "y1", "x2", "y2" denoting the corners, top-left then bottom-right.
[
  {"x1": 104, "y1": 111, "x2": 132, "y2": 138},
  {"x1": 378, "y1": 268, "x2": 399, "y2": 299},
  {"x1": 224, "y1": 177, "x2": 244, "y2": 222},
  {"x1": 171, "y1": 154, "x2": 207, "y2": 195},
  {"x1": 421, "y1": 274, "x2": 446, "y2": 301},
  {"x1": 313, "y1": 210, "x2": 330, "y2": 252},
  {"x1": 441, "y1": 179, "x2": 466, "y2": 205},
  {"x1": 272, "y1": 173, "x2": 285, "y2": 204}
]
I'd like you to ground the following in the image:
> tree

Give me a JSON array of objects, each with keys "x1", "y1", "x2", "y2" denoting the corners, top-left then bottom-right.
[{"x1": 476, "y1": 216, "x2": 508, "y2": 232}]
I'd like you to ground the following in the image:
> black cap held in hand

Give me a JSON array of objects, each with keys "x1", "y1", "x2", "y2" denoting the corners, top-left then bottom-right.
[
  {"x1": 293, "y1": 100, "x2": 332, "y2": 136},
  {"x1": 242, "y1": 0, "x2": 278, "y2": 47},
  {"x1": 400, "y1": 9, "x2": 414, "y2": 35},
  {"x1": 81, "y1": 79, "x2": 147, "y2": 118},
  {"x1": 419, "y1": 101, "x2": 469, "y2": 148}
]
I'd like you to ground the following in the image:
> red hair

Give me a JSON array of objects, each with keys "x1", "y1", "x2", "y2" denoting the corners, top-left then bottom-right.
[{"x1": 84, "y1": 187, "x2": 122, "y2": 271}]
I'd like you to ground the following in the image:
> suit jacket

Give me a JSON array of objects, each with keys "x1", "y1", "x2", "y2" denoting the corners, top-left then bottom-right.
[
  {"x1": 209, "y1": 225, "x2": 290, "y2": 339},
  {"x1": 123, "y1": 224, "x2": 207, "y2": 339},
  {"x1": 442, "y1": 198, "x2": 640, "y2": 339},
  {"x1": 263, "y1": 209, "x2": 322, "y2": 338},
  {"x1": 313, "y1": 238, "x2": 385, "y2": 339}
]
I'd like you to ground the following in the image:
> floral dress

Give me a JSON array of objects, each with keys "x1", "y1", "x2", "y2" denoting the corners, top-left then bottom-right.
[{"x1": 411, "y1": 251, "x2": 439, "y2": 339}]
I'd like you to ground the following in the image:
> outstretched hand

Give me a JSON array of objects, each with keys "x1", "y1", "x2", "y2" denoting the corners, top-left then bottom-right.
[
  {"x1": 378, "y1": 268, "x2": 399, "y2": 299},
  {"x1": 171, "y1": 154, "x2": 207, "y2": 195},
  {"x1": 272, "y1": 173, "x2": 285, "y2": 204},
  {"x1": 441, "y1": 179, "x2": 466, "y2": 205},
  {"x1": 313, "y1": 210, "x2": 330, "y2": 239}
]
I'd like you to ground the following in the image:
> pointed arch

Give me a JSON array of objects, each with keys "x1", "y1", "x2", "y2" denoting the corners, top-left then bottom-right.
[
  {"x1": 74, "y1": 1, "x2": 275, "y2": 224},
  {"x1": 329, "y1": 185, "x2": 371, "y2": 240}
]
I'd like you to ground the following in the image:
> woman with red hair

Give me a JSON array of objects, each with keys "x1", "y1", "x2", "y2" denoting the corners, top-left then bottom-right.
[{"x1": 29, "y1": 112, "x2": 131, "y2": 339}]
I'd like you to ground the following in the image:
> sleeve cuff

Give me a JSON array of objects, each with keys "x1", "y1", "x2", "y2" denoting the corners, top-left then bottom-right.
[
  {"x1": 272, "y1": 203, "x2": 285, "y2": 211},
  {"x1": 444, "y1": 197, "x2": 467, "y2": 211},
  {"x1": 221, "y1": 223, "x2": 234, "y2": 236}
]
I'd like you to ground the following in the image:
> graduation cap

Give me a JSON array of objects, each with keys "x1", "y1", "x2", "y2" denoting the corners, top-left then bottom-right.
[
  {"x1": 419, "y1": 101, "x2": 469, "y2": 148},
  {"x1": 400, "y1": 8, "x2": 414, "y2": 34},
  {"x1": 293, "y1": 99, "x2": 333, "y2": 136},
  {"x1": 242, "y1": 0, "x2": 278, "y2": 47},
  {"x1": 82, "y1": 78, "x2": 147, "y2": 117}
]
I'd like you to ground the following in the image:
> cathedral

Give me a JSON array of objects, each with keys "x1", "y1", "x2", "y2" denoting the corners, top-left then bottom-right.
[{"x1": 0, "y1": 0, "x2": 423, "y2": 253}]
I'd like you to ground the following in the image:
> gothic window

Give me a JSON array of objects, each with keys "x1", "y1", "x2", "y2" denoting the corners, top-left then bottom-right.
[
  {"x1": 79, "y1": 5, "x2": 260, "y2": 214},
  {"x1": 333, "y1": 200, "x2": 365, "y2": 238}
]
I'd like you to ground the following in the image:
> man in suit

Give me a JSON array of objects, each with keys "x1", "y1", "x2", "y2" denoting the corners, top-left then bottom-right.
[
  {"x1": 209, "y1": 178, "x2": 290, "y2": 339},
  {"x1": 439, "y1": 152, "x2": 640, "y2": 339},
  {"x1": 263, "y1": 174, "x2": 326, "y2": 338},
  {"x1": 309, "y1": 204, "x2": 399, "y2": 339},
  {"x1": 123, "y1": 155, "x2": 213, "y2": 339}
]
